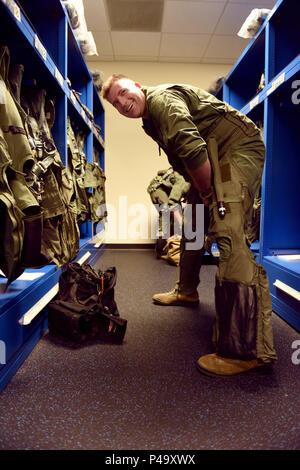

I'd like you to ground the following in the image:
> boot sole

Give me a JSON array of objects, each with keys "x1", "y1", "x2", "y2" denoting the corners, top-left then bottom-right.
[
  {"x1": 153, "y1": 299, "x2": 199, "y2": 308},
  {"x1": 196, "y1": 361, "x2": 270, "y2": 378}
]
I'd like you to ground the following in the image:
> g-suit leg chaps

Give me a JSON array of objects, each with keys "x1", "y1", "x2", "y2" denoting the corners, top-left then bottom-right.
[{"x1": 206, "y1": 154, "x2": 277, "y2": 363}]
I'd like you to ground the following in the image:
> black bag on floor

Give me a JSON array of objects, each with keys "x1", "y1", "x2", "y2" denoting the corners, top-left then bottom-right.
[
  {"x1": 48, "y1": 299, "x2": 127, "y2": 344},
  {"x1": 48, "y1": 263, "x2": 127, "y2": 344}
]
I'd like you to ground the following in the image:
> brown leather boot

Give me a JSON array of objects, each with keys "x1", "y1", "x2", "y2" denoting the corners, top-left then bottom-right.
[
  {"x1": 152, "y1": 288, "x2": 199, "y2": 307},
  {"x1": 196, "y1": 353, "x2": 267, "y2": 377}
]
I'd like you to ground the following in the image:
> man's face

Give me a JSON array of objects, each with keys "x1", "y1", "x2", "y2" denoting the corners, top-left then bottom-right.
[{"x1": 107, "y1": 78, "x2": 148, "y2": 119}]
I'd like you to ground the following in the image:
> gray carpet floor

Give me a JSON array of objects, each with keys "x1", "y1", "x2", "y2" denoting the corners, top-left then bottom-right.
[{"x1": 0, "y1": 248, "x2": 299, "y2": 450}]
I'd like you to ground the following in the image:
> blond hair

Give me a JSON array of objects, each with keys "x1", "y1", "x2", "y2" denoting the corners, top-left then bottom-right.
[{"x1": 102, "y1": 74, "x2": 131, "y2": 100}]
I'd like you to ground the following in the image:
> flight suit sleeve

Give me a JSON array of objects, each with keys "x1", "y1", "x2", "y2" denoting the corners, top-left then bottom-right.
[{"x1": 149, "y1": 92, "x2": 209, "y2": 170}]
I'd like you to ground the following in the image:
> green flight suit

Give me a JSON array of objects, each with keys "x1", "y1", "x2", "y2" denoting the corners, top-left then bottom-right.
[{"x1": 141, "y1": 83, "x2": 277, "y2": 363}]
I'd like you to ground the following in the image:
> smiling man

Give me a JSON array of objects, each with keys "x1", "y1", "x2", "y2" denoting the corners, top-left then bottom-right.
[
  {"x1": 105, "y1": 75, "x2": 149, "y2": 119},
  {"x1": 102, "y1": 74, "x2": 277, "y2": 377}
]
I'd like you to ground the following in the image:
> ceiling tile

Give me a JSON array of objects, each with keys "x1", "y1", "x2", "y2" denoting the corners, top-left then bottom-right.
[
  {"x1": 84, "y1": 0, "x2": 110, "y2": 31},
  {"x1": 162, "y1": 1, "x2": 225, "y2": 34},
  {"x1": 160, "y1": 33, "x2": 210, "y2": 58},
  {"x1": 204, "y1": 35, "x2": 250, "y2": 59},
  {"x1": 106, "y1": 0, "x2": 164, "y2": 32},
  {"x1": 111, "y1": 32, "x2": 161, "y2": 56}
]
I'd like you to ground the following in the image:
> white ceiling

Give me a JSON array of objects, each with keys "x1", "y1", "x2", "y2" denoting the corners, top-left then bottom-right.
[{"x1": 85, "y1": 0, "x2": 277, "y2": 64}]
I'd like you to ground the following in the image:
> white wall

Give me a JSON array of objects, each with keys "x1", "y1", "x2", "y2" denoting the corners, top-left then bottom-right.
[{"x1": 89, "y1": 61, "x2": 231, "y2": 244}]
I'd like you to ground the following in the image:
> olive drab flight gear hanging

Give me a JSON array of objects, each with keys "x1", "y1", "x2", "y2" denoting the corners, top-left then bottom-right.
[
  {"x1": 147, "y1": 168, "x2": 189, "y2": 257},
  {"x1": 77, "y1": 129, "x2": 107, "y2": 224},
  {"x1": 8, "y1": 63, "x2": 24, "y2": 105},
  {"x1": 91, "y1": 146, "x2": 107, "y2": 223},
  {"x1": 0, "y1": 46, "x2": 46, "y2": 286},
  {"x1": 84, "y1": 158, "x2": 107, "y2": 224},
  {"x1": 204, "y1": 136, "x2": 277, "y2": 363},
  {"x1": 0, "y1": 129, "x2": 25, "y2": 285},
  {"x1": 147, "y1": 168, "x2": 190, "y2": 212},
  {"x1": 20, "y1": 86, "x2": 80, "y2": 267},
  {"x1": 21, "y1": 88, "x2": 63, "y2": 210},
  {"x1": 66, "y1": 121, "x2": 107, "y2": 225},
  {"x1": 76, "y1": 129, "x2": 91, "y2": 222},
  {"x1": 67, "y1": 116, "x2": 90, "y2": 223},
  {"x1": 6, "y1": 63, "x2": 50, "y2": 271}
]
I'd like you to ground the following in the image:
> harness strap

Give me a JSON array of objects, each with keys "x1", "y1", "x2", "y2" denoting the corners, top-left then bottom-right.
[{"x1": 1, "y1": 125, "x2": 26, "y2": 136}]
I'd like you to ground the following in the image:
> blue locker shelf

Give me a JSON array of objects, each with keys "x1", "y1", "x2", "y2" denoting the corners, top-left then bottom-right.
[{"x1": 263, "y1": 257, "x2": 300, "y2": 332}]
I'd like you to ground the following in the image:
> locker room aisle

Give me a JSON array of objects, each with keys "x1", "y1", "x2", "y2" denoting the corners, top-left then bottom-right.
[{"x1": 0, "y1": 248, "x2": 299, "y2": 450}]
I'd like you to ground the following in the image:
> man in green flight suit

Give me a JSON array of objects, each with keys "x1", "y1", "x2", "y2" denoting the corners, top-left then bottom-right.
[{"x1": 102, "y1": 75, "x2": 277, "y2": 377}]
